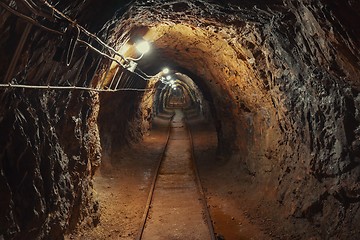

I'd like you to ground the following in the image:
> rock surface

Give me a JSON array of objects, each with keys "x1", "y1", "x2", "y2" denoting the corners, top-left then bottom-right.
[{"x1": 0, "y1": 1, "x2": 103, "y2": 239}]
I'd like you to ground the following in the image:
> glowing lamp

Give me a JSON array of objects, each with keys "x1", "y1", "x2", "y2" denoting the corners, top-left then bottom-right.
[
  {"x1": 135, "y1": 40, "x2": 150, "y2": 54},
  {"x1": 162, "y1": 68, "x2": 170, "y2": 74}
]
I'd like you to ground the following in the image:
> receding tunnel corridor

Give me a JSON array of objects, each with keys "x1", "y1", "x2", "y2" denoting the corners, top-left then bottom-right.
[{"x1": 1, "y1": 0, "x2": 360, "y2": 239}]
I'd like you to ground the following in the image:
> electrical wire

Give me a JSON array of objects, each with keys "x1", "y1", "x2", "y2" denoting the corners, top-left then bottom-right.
[
  {"x1": 42, "y1": 0, "x2": 128, "y2": 62},
  {"x1": 20, "y1": 0, "x2": 57, "y2": 21},
  {"x1": 0, "y1": 2, "x2": 62, "y2": 35},
  {"x1": 0, "y1": 2, "x2": 131, "y2": 68},
  {"x1": 135, "y1": 68, "x2": 159, "y2": 79},
  {"x1": 76, "y1": 40, "x2": 127, "y2": 68},
  {"x1": 0, "y1": 1, "x2": 157, "y2": 91},
  {"x1": 0, "y1": 83, "x2": 153, "y2": 92},
  {"x1": 125, "y1": 53, "x2": 144, "y2": 62},
  {"x1": 65, "y1": 25, "x2": 80, "y2": 66},
  {"x1": 75, "y1": 40, "x2": 153, "y2": 82}
]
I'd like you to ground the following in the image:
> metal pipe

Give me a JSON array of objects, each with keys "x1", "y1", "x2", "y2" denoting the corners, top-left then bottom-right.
[
  {"x1": 77, "y1": 40, "x2": 129, "y2": 68},
  {"x1": 20, "y1": 0, "x2": 56, "y2": 21}
]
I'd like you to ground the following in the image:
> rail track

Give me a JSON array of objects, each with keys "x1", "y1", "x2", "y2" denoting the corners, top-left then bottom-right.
[{"x1": 136, "y1": 108, "x2": 215, "y2": 240}]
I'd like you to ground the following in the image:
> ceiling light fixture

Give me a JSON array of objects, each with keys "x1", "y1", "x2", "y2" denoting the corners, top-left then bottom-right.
[
  {"x1": 135, "y1": 40, "x2": 150, "y2": 55},
  {"x1": 125, "y1": 39, "x2": 151, "y2": 69},
  {"x1": 162, "y1": 68, "x2": 170, "y2": 74}
]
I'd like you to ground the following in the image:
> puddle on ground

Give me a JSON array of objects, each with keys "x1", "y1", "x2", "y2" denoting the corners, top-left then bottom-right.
[{"x1": 211, "y1": 207, "x2": 249, "y2": 240}]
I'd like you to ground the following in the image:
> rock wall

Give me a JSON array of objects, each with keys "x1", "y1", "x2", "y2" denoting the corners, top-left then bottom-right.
[
  {"x1": 109, "y1": 0, "x2": 360, "y2": 238},
  {"x1": 0, "y1": 0, "x2": 158, "y2": 239},
  {"x1": 257, "y1": 1, "x2": 360, "y2": 238},
  {"x1": 98, "y1": 88, "x2": 154, "y2": 170},
  {"x1": 0, "y1": 2, "x2": 103, "y2": 239}
]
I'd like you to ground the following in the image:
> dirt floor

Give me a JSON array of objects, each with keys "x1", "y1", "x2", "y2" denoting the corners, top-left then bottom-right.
[
  {"x1": 66, "y1": 116, "x2": 171, "y2": 240},
  {"x1": 67, "y1": 111, "x2": 286, "y2": 240},
  {"x1": 187, "y1": 116, "x2": 270, "y2": 240},
  {"x1": 141, "y1": 109, "x2": 211, "y2": 240}
]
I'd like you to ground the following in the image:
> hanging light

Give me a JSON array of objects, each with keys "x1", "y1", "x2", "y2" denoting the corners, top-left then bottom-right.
[
  {"x1": 166, "y1": 75, "x2": 172, "y2": 81},
  {"x1": 162, "y1": 68, "x2": 170, "y2": 74},
  {"x1": 127, "y1": 61, "x2": 138, "y2": 72},
  {"x1": 135, "y1": 40, "x2": 150, "y2": 54},
  {"x1": 126, "y1": 40, "x2": 151, "y2": 63}
]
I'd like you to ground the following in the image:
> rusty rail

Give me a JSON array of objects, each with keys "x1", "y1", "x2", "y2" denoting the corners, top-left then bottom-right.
[{"x1": 135, "y1": 112, "x2": 175, "y2": 240}]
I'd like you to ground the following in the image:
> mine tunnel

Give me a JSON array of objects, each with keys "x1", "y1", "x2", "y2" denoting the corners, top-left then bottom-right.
[{"x1": 1, "y1": 0, "x2": 360, "y2": 239}]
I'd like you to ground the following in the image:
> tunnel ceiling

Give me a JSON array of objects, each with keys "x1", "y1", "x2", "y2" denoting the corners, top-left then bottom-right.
[
  {"x1": 108, "y1": 0, "x2": 360, "y2": 151},
  {"x1": 114, "y1": 1, "x2": 275, "y2": 110},
  {"x1": 154, "y1": 71, "x2": 205, "y2": 111}
]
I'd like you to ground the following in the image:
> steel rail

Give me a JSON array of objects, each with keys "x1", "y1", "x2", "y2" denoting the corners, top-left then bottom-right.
[
  {"x1": 135, "y1": 112, "x2": 174, "y2": 240},
  {"x1": 136, "y1": 109, "x2": 215, "y2": 240},
  {"x1": 185, "y1": 110, "x2": 217, "y2": 240}
]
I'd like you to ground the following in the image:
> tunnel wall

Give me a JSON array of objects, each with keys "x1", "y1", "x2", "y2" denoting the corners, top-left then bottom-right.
[
  {"x1": 110, "y1": 0, "x2": 360, "y2": 238},
  {"x1": 259, "y1": 2, "x2": 360, "y2": 237},
  {"x1": 98, "y1": 84, "x2": 155, "y2": 170},
  {"x1": 152, "y1": 73, "x2": 209, "y2": 116},
  {"x1": 0, "y1": 2, "x2": 105, "y2": 239},
  {"x1": 0, "y1": 1, "x2": 157, "y2": 237}
]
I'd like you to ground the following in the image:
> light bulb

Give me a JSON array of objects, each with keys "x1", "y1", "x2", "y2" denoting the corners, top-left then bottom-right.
[
  {"x1": 135, "y1": 40, "x2": 150, "y2": 54},
  {"x1": 162, "y1": 68, "x2": 170, "y2": 74}
]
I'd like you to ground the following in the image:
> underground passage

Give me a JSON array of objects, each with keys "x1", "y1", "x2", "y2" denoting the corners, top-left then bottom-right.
[{"x1": 1, "y1": 0, "x2": 360, "y2": 239}]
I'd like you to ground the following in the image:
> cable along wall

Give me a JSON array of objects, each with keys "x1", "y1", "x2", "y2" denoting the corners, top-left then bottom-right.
[{"x1": 0, "y1": 1, "x2": 156, "y2": 93}]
